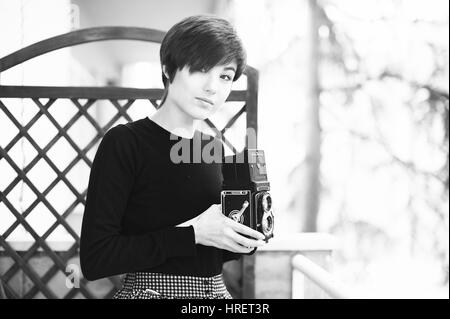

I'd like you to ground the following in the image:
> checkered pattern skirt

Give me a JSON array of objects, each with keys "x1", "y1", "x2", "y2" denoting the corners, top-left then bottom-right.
[{"x1": 112, "y1": 272, "x2": 233, "y2": 299}]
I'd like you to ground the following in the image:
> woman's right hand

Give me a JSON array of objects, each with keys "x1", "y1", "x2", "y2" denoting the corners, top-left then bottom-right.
[{"x1": 192, "y1": 204, "x2": 267, "y2": 254}]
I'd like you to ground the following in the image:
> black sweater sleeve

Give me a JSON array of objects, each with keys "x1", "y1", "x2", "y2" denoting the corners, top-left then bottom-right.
[{"x1": 80, "y1": 125, "x2": 196, "y2": 281}]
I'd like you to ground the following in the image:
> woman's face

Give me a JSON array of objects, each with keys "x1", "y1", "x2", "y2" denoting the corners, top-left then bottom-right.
[{"x1": 164, "y1": 61, "x2": 237, "y2": 120}]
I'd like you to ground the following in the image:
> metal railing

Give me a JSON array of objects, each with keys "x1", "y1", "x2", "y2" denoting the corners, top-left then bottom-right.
[{"x1": 292, "y1": 254, "x2": 353, "y2": 299}]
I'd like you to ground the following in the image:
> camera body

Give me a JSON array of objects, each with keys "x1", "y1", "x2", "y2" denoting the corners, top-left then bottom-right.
[{"x1": 221, "y1": 149, "x2": 274, "y2": 250}]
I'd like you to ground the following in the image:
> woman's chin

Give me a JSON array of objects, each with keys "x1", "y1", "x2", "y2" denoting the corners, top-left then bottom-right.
[{"x1": 189, "y1": 109, "x2": 215, "y2": 120}]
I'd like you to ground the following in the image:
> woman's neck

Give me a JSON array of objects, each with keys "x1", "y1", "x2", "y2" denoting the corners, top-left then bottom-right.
[{"x1": 149, "y1": 101, "x2": 198, "y2": 139}]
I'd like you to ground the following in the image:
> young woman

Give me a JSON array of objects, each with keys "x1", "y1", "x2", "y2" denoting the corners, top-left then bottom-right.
[{"x1": 80, "y1": 15, "x2": 266, "y2": 299}]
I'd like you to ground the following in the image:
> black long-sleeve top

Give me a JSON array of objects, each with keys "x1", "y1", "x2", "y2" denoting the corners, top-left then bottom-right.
[{"x1": 80, "y1": 117, "x2": 239, "y2": 281}]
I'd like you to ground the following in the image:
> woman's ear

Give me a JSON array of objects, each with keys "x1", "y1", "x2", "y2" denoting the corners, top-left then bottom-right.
[{"x1": 162, "y1": 65, "x2": 169, "y2": 79}]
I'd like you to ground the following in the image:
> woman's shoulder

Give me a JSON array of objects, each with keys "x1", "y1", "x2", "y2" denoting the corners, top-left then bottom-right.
[
  {"x1": 104, "y1": 123, "x2": 134, "y2": 141},
  {"x1": 99, "y1": 121, "x2": 142, "y2": 154}
]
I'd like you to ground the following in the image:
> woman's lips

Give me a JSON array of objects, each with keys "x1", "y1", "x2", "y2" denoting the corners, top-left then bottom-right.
[{"x1": 196, "y1": 97, "x2": 214, "y2": 106}]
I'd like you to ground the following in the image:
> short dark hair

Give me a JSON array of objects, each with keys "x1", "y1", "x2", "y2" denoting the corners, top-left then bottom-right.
[{"x1": 159, "y1": 15, "x2": 247, "y2": 105}]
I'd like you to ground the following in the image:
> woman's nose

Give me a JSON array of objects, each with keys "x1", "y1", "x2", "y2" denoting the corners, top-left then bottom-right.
[{"x1": 202, "y1": 76, "x2": 218, "y2": 95}]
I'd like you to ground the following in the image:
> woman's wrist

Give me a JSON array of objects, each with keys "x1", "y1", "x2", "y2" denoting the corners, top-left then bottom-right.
[{"x1": 192, "y1": 222, "x2": 201, "y2": 245}]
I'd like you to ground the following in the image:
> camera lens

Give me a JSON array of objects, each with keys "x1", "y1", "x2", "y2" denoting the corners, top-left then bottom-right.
[
  {"x1": 262, "y1": 210, "x2": 274, "y2": 236},
  {"x1": 262, "y1": 193, "x2": 272, "y2": 211}
]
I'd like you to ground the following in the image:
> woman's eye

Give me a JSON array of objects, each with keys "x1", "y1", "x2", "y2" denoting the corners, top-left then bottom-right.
[{"x1": 221, "y1": 75, "x2": 232, "y2": 81}]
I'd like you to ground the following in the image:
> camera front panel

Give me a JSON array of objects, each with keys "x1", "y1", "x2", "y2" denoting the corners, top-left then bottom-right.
[{"x1": 221, "y1": 190, "x2": 253, "y2": 229}]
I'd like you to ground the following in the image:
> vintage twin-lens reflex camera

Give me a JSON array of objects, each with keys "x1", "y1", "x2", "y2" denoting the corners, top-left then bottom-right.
[{"x1": 221, "y1": 149, "x2": 274, "y2": 251}]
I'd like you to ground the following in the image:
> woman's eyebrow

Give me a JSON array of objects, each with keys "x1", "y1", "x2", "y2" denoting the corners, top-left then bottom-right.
[{"x1": 223, "y1": 66, "x2": 236, "y2": 73}]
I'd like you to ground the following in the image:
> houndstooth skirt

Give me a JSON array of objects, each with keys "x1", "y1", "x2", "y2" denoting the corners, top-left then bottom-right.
[{"x1": 112, "y1": 272, "x2": 233, "y2": 299}]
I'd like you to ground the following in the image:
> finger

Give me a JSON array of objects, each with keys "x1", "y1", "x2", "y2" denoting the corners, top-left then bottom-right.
[
  {"x1": 228, "y1": 229, "x2": 266, "y2": 248},
  {"x1": 225, "y1": 239, "x2": 254, "y2": 254},
  {"x1": 223, "y1": 229, "x2": 255, "y2": 252},
  {"x1": 227, "y1": 219, "x2": 265, "y2": 240}
]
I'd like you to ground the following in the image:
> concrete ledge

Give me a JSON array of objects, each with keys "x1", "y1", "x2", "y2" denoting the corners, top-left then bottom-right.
[{"x1": 259, "y1": 232, "x2": 338, "y2": 251}]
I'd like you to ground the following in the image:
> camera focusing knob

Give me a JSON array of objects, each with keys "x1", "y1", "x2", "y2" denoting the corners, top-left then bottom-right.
[{"x1": 228, "y1": 201, "x2": 249, "y2": 223}]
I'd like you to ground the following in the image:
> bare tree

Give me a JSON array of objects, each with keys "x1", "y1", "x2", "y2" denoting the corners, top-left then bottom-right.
[{"x1": 316, "y1": 0, "x2": 449, "y2": 283}]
